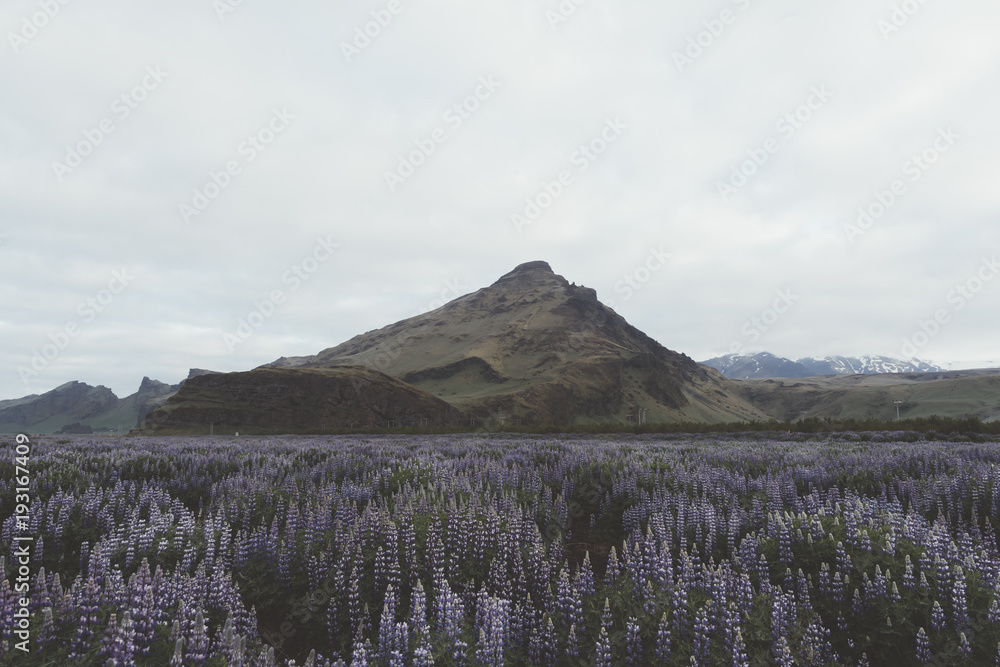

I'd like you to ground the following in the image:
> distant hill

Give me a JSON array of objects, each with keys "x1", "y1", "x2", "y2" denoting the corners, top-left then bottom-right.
[
  {"x1": 137, "y1": 366, "x2": 464, "y2": 435},
  {"x1": 0, "y1": 370, "x2": 217, "y2": 434},
  {"x1": 732, "y1": 368, "x2": 1000, "y2": 422},
  {"x1": 700, "y1": 353, "x2": 944, "y2": 379}
]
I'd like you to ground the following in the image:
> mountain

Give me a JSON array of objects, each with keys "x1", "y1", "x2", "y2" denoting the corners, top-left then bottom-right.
[
  {"x1": 699, "y1": 353, "x2": 815, "y2": 379},
  {"x1": 700, "y1": 352, "x2": 944, "y2": 379},
  {"x1": 796, "y1": 355, "x2": 943, "y2": 376},
  {"x1": 0, "y1": 375, "x2": 184, "y2": 434},
  {"x1": 140, "y1": 261, "x2": 770, "y2": 433}
]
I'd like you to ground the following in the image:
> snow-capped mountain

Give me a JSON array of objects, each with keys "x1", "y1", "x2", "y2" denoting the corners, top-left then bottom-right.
[
  {"x1": 796, "y1": 355, "x2": 942, "y2": 376},
  {"x1": 700, "y1": 353, "x2": 946, "y2": 379},
  {"x1": 699, "y1": 353, "x2": 815, "y2": 380}
]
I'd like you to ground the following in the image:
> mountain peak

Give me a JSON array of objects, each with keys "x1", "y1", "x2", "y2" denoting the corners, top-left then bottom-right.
[
  {"x1": 493, "y1": 260, "x2": 559, "y2": 283},
  {"x1": 509, "y1": 260, "x2": 553, "y2": 274}
]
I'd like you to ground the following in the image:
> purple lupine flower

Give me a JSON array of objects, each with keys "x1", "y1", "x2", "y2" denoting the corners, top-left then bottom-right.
[
  {"x1": 672, "y1": 580, "x2": 690, "y2": 637},
  {"x1": 904, "y1": 555, "x2": 915, "y2": 589},
  {"x1": 605, "y1": 546, "x2": 621, "y2": 585},
  {"x1": 101, "y1": 613, "x2": 119, "y2": 661},
  {"x1": 626, "y1": 616, "x2": 642, "y2": 666},
  {"x1": 771, "y1": 591, "x2": 795, "y2": 654},
  {"x1": 693, "y1": 603, "x2": 713, "y2": 663},
  {"x1": 931, "y1": 600, "x2": 946, "y2": 632},
  {"x1": 656, "y1": 611, "x2": 672, "y2": 662},
  {"x1": 757, "y1": 553, "x2": 770, "y2": 589},
  {"x1": 801, "y1": 616, "x2": 833, "y2": 666},
  {"x1": 453, "y1": 639, "x2": 468, "y2": 667},
  {"x1": 538, "y1": 615, "x2": 558, "y2": 667},
  {"x1": 851, "y1": 588, "x2": 864, "y2": 618},
  {"x1": 594, "y1": 626, "x2": 612, "y2": 667},
  {"x1": 188, "y1": 608, "x2": 208, "y2": 666},
  {"x1": 773, "y1": 635, "x2": 794, "y2": 667},
  {"x1": 731, "y1": 627, "x2": 749, "y2": 667},
  {"x1": 349, "y1": 641, "x2": 369, "y2": 667},
  {"x1": 378, "y1": 584, "x2": 398, "y2": 665},
  {"x1": 411, "y1": 578, "x2": 430, "y2": 645},
  {"x1": 36, "y1": 606, "x2": 55, "y2": 647},
  {"x1": 819, "y1": 563, "x2": 830, "y2": 597},
  {"x1": 915, "y1": 627, "x2": 930, "y2": 664},
  {"x1": 778, "y1": 518, "x2": 793, "y2": 565},
  {"x1": 169, "y1": 637, "x2": 185, "y2": 667},
  {"x1": 952, "y1": 565, "x2": 970, "y2": 634},
  {"x1": 566, "y1": 624, "x2": 579, "y2": 660},
  {"x1": 389, "y1": 621, "x2": 409, "y2": 667},
  {"x1": 579, "y1": 552, "x2": 595, "y2": 599},
  {"x1": 412, "y1": 645, "x2": 434, "y2": 667},
  {"x1": 959, "y1": 632, "x2": 972, "y2": 659},
  {"x1": 796, "y1": 569, "x2": 813, "y2": 613},
  {"x1": 990, "y1": 599, "x2": 1000, "y2": 626},
  {"x1": 112, "y1": 610, "x2": 137, "y2": 667},
  {"x1": 934, "y1": 554, "x2": 951, "y2": 597},
  {"x1": 836, "y1": 541, "x2": 850, "y2": 574}
]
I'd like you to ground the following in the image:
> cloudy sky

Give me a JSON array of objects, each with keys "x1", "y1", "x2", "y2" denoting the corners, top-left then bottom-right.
[{"x1": 2, "y1": 0, "x2": 998, "y2": 400}]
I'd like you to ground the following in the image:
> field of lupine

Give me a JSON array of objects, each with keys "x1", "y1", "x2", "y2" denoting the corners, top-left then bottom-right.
[{"x1": 2, "y1": 432, "x2": 1000, "y2": 666}]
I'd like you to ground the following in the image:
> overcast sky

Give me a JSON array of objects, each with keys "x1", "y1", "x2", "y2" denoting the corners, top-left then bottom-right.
[{"x1": 2, "y1": 0, "x2": 999, "y2": 400}]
